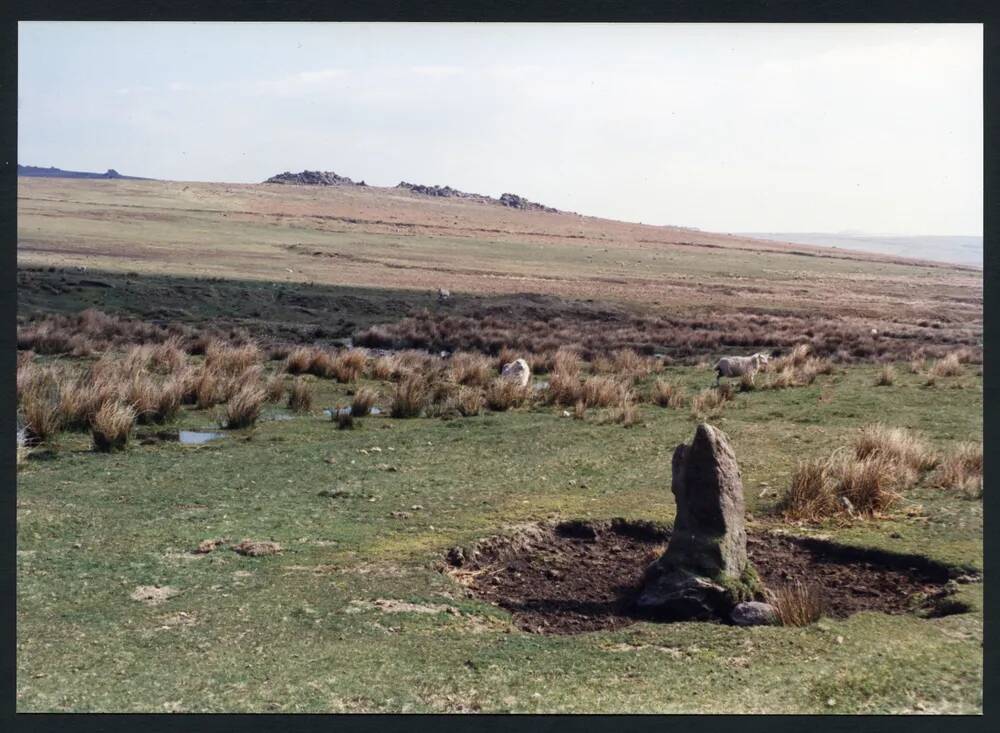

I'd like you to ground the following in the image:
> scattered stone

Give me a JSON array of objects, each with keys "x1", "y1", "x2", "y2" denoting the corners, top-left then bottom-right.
[
  {"x1": 390, "y1": 511, "x2": 412, "y2": 519},
  {"x1": 231, "y1": 539, "x2": 282, "y2": 557},
  {"x1": 637, "y1": 423, "x2": 758, "y2": 620},
  {"x1": 411, "y1": 504, "x2": 424, "y2": 511},
  {"x1": 730, "y1": 601, "x2": 778, "y2": 626},
  {"x1": 130, "y1": 585, "x2": 180, "y2": 605}
]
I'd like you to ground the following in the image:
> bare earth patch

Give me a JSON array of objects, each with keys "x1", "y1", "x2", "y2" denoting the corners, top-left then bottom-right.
[
  {"x1": 231, "y1": 539, "x2": 282, "y2": 557},
  {"x1": 347, "y1": 599, "x2": 459, "y2": 615},
  {"x1": 445, "y1": 519, "x2": 964, "y2": 635}
]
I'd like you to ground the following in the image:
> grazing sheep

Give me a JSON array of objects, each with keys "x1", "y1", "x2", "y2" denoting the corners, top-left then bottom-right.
[
  {"x1": 437, "y1": 288, "x2": 451, "y2": 302},
  {"x1": 714, "y1": 352, "x2": 769, "y2": 385},
  {"x1": 500, "y1": 357, "x2": 531, "y2": 387}
]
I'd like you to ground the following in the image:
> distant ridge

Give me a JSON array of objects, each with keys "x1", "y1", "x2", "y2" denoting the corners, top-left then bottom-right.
[
  {"x1": 395, "y1": 181, "x2": 561, "y2": 213},
  {"x1": 17, "y1": 164, "x2": 149, "y2": 180}
]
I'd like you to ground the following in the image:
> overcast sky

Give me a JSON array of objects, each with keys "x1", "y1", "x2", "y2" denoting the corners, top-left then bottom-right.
[{"x1": 18, "y1": 22, "x2": 982, "y2": 236}]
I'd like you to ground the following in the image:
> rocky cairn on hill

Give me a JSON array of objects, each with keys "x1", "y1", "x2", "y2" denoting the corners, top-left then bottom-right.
[
  {"x1": 636, "y1": 423, "x2": 765, "y2": 621},
  {"x1": 397, "y1": 181, "x2": 559, "y2": 213},
  {"x1": 264, "y1": 170, "x2": 366, "y2": 186}
]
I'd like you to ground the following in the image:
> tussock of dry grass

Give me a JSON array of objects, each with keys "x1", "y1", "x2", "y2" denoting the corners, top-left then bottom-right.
[
  {"x1": 18, "y1": 366, "x2": 63, "y2": 444},
  {"x1": 650, "y1": 379, "x2": 685, "y2": 408},
  {"x1": 875, "y1": 364, "x2": 897, "y2": 386},
  {"x1": 767, "y1": 581, "x2": 824, "y2": 627},
  {"x1": 207, "y1": 341, "x2": 262, "y2": 376},
  {"x1": 223, "y1": 383, "x2": 266, "y2": 429},
  {"x1": 572, "y1": 400, "x2": 587, "y2": 420},
  {"x1": 853, "y1": 423, "x2": 938, "y2": 473},
  {"x1": 265, "y1": 374, "x2": 285, "y2": 403},
  {"x1": 330, "y1": 349, "x2": 367, "y2": 383},
  {"x1": 603, "y1": 393, "x2": 639, "y2": 426},
  {"x1": 449, "y1": 352, "x2": 494, "y2": 387},
  {"x1": 931, "y1": 442, "x2": 983, "y2": 498},
  {"x1": 484, "y1": 378, "x2": 531, "y2": 412},
  {"x1": 287, "y1": 377, "x2": 313, "y2": 413},
  {"x1": 452, "y1": 387, "x2": 483, "y2": 417},
  {"x1": 91, "y1": 401, "x2": 136, "y2": 452},
  {"x1": 335, "y1": 410, "x2": 355, "y2": 430},
  {"x1": 779, "y1": 424, "x2": 940, "y2": 521},
  {"x1": 390, "y1": 376, "x2": 427, "y2": 418},
  {"x1": 690, "y1": 385, "x2": 733, "y2": 417},
  {"x1": 930, "y1": 353, "x2": 963, "y2": 378},
  {"x1": 351, "y1": 387, "x2": 378, "y2": 417},
  {"x1": 580, "y1": 376, "x2": 629, "y2": 409}
]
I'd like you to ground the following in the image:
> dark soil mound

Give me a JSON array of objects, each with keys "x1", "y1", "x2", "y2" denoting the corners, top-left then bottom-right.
[{"x1": 444, "y1": 520, "x2": 967, "y2": 635}]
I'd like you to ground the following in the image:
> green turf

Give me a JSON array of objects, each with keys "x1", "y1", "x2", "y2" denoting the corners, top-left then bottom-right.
[{"x1": 16, "y1": 362, "x2": 982, "y2": 712}]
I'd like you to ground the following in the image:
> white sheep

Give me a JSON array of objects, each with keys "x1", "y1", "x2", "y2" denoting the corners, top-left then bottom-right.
[{"x1": 714, "y1": 352, "x2": 770, "y2": 385}]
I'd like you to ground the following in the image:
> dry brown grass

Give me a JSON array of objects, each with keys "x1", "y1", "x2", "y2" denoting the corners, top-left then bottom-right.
[
  {"x1": 91, "y1": 400, "x2": 136, "y2": 452},
  {"x1": 875, "y1": 364, "x2": 897, "y2": 386},
  {"x1": 449, "y1": 352, "x2": 495, "y2": 387},
  {"x1": 330, "y1": 349, "x2": 367, "y2": 383},
  {"x1": 931, "y1": 442, "x2": 983, "y2": 498},
  {"x1": 223, "y1": 383, "x2": 266, "y2": 429},
  {"x1": 207, "y1": 340, "x2": 262, "y2": 376},
  {"x1": 580, "y1": 375, "x2": 628, "y2": 408},
  {"x1": 452, "y1": 387, "x2": 484, "y2": 417},
  {"x1": 767, "y1": 581, "x2": 824, "y2": 627},
  {"x1": 150, "y1": 337, "x2": 187, "y2": 374},
  {"x1": 335, "y1": 410, "x2": 355, "y2": 430},
  {"x1": 191, "y1": 367, "x2": 224, "y2": 409},
  {"x1": 57, "y1": 376, "x2": 116, "y2": 430},
  {"x1": 285, "y1": 347, "x2": 315, "y2": 375},
  {"x1": 484, "y1": 378, "x2": 531, "y2": 411},
  {"x1": 18, "y1": 366, "x2": 63, "y2": 444},
  {"x1": 351, "y1": 387, "x2": 378, "y2": 417},
  {"x1": 853, "y1": 423, "x2": 939, "y2": 474},
  {"x1": 604, "y1": 393, "x2": 639, "y2": 427},
  {"x1": 572, "y1": 400, "x2": 587, "y2": 420},
  {"x1": 650, "y1": 379, "x2": 685, "y2": 408},
  {"x1": 390, "y1": 375, "x2": 428, "y2": 418},
  {"x1": 287, "y1": 377, "x2": 313, "y2": 413},
  {"x1": 370, "y1": 355, "x2": 401, "y2": 381},
  {"x1": 690, "y1": 385, "x2": 733, "y2": 417},
  {"x1": 265, "y1": 373, "x2": 286, "y2": 403},
  {"x1": 930, "y1": 352, "x2": 963, "y2": 378}
]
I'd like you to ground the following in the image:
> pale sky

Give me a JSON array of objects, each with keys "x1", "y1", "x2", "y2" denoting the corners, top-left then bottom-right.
[{"x1": 18, "y1": 22, "x2": 983, "y2": 236}]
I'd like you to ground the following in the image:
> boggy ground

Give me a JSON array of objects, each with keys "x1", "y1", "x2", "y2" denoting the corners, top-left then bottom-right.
[{"x1": 445, "y1": 519, "x2": 969, "y2": 635}]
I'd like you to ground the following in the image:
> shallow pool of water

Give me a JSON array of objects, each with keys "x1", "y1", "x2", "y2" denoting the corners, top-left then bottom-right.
[{"x1": 178, "y1": 430, "x2": 225, "y2": 445}]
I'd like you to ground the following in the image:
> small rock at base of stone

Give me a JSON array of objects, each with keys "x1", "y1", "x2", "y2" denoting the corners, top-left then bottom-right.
[{"x1": 730, "y1": 601, "x2": 779, "y2": 626}]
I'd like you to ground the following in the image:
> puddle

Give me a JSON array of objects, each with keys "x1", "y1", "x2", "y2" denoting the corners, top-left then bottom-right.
[
  {"x1": 324, "y1": 407, "x2": 382, "y2": 417},
  {"x1": 179, "y1": 430, "x2": 225, "y2": 445},
  {"x1": 444, "y1": 519, "x2": 967, "y2": 635}
]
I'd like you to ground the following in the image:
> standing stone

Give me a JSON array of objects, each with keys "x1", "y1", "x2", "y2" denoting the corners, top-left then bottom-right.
[{"x1": 637, "y1": 423, "x2": 758, "y2": 619}]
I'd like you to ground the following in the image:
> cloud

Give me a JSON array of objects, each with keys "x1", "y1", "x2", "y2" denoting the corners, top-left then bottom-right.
[{"x1": 409, "y1": 65, "x2": 463, "y2": 77}]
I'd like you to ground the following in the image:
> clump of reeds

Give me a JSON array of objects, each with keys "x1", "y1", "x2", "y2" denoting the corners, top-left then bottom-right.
[
  {"x1": 930, "y1": 442, "x2": 983, "y2": 498},
  {"x1": 580, "y1": 376, "x2": 628, "y2": 408},
  {"x1": 390, "y1": 375, "x2": 427, "y2": 418},
  {"x1": 223, "y1": 383, "x2": 266, "y2": 429},
  {"x1": 484, "y1": 378, "x2": 531, "y2": 411},
  {"x1": 766, "y1": 581, "x2": 824, "y2": 627},
  {"x1": 18, "y1": 366, "x2": 63, "y2": 444},
  {"x1": 331, "y1": 349, "x2": 367, "y2": 383},
  {"x1": 351, "y1": 387, "x2": 378, "y2": 417},
  {"x1": 650, "y1": 379, "x2": 685, "y2": 408},
  {"x1": 874, "y1": 364, "x2": 897, "y2": 386},
  {"x1": 91, "y1": 400, "x2": 137, "y2": 452},
  {"x1": 853, "y1": 423, "x2": 939, "y2": 473},
  {"x1": 604, "y1": 393, "x2": 639, "y2": 427},
  {"x1": 930, "y1": 353, "x2": 963, "y2": 378},
  {"x1": 287, "y1": 377, "x2": 313, "y2": 413},
  {"x1": 449, "y1": 352, "x2": 494, "y2": 387},
  {"x1": 265, "y1": 373, "x2": 285, "y2": 403},
  {"x1": 453, "y1": 387, "x2": 483, "y2": 417},
  {"x1": 206, "y1": 340, "x2": 262, "y2": 376},
  {"x1": 690, "y1": 384, "x2": 733, "y2": 417}
]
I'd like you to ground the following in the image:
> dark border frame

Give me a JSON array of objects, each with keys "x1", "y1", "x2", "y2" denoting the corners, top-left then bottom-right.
[{"x1": 2, "y1": 2, "x2": 994, "y2": 732}]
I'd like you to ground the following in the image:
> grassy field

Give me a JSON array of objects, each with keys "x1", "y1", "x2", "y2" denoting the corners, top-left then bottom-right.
[
  {"x1": 16, "y1": 178, "x2": 983, "y2": 713},
  {"x1": 16, "y1": 358, "x2": 982, "y2": 713}
]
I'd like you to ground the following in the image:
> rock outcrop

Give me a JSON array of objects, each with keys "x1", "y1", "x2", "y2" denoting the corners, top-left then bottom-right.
[
  {"x1": 265, "y1": 170, "x2": 365, "y2": 186},
  {"x1": 498, "y1": 192, "x2": 559, "y2": 213},
  {"x1": 636, "y1": 423, "x2": 760, "y2": 620}
]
